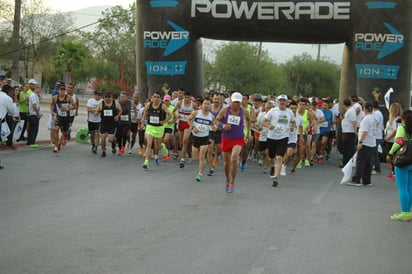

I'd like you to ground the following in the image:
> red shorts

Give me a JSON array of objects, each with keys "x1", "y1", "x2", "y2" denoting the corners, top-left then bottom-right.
[
  {"x1": 178, "y1": 121, "x2": 190, "y2": 131},
  {"x1": 221, "y1": 137, "x2": 245, "y2": 152},
  {"x1": 253, "y1": 131, "x2": 260, "y2": 138}
]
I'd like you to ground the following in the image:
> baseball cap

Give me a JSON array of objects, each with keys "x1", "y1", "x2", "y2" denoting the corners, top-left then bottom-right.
[
  {"x1": 231, "y1": 92, "x2": 242, "y2": 103},
  {"x1": 164, "y1": 95, "x2": 171, "y2": 101},
  {"x1": 350, "y1": 95, "x2": 359, "y2": 102},
  {"x1": 277, "y1": 94, "x2": 288, "y2": 101},
  {"x1": 57, "y1": 83, "x2": 66, "y2": 89},
  {"x1": 28, "y1": 79, "x2": 37, "y2": 84}
]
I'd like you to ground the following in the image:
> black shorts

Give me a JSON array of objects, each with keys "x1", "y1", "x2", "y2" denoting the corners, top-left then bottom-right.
[
  {"x1": 267, "y1": 137, "x2": 288, "y2": 159},
  {"x1": 287, "y1": 143, "x2": 297, "y2": 149},
  {"x1": 129, "y1": 123, "x2": 138, "y2": 133},
  {"x1": 100, "y1": 125, "x2": 117, "y2": 135},
  {"x1": 164, "y1": 127, "x2": 173, "y2": 134},
  {"x1": 55, "y1": 116, "x2": 71, "y2": 132},
  {"x1": 258, "y1": 141, "x2": 268, "y2": 151},
  {"x1": 209, "y1": 130, "x2": 222, "y2": 144},
  {"x1": 320, "y1": 131, "x2": 330, "y2": 138},
  {"x1": 69, "y1": 116, "x2": 75, "y2": 124},
  {"x1": 191, "y1": 135, "x2": 210, "y2": 148},
  {"x1": 88, "y1": 121, "x2": 100, "y2": 132}
]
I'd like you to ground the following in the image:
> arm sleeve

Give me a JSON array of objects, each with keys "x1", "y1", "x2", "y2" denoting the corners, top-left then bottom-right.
[{"x1": 389, "y1": 125, "x2": 406, "y2": 155}]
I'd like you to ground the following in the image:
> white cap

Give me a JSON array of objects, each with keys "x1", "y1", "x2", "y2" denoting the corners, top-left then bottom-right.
[
  {"x1": 231, "y1": 92, "x2": 242, "y2": 103},
  {"x1": 28, "y1": 79, "x2": 37, "y2": 84},
  {"x1": 277, "y1": 94, "x2": 288, "y2": 100}
]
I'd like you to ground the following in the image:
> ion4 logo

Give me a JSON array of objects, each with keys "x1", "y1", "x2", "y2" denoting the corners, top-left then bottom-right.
[
  {"x1": 355, "y1": 64, "x2": 399, "y2": 80},
  {"x1": 145, "y1": 61, "x2": 187, "y2": 75},
  {"x1": 354, "y1": 23, "x2": 404, "y2": 59},
  {"x1": 150, "y1": 0, "x2": 179, "y2": 8},
  {"x1": 144, "y1": 21, "x2": 189, "y2": 56}
]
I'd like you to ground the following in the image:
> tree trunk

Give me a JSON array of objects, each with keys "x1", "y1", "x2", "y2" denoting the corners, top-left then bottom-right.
[{"x1": 11, "y1": 0, "x2": 22, "y2": 82}]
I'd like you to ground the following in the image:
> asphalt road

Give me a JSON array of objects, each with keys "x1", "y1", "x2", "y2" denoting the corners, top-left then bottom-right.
[{"x1": 1, "y1": 132, "x2": 411, "y2": 274}]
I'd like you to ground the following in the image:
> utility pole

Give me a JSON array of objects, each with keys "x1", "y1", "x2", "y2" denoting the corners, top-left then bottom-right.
[
  {"x1": 317, "y1": 44, "x2": 321, "y2": 62},
  {"x1": 11, "y1": 0, "x2": 22, "y2": 82}
]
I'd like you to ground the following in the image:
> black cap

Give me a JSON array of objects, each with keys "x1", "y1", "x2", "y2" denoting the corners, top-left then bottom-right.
[{"x1": 350, "y1": 95, "x2": 359, "y2": 102}]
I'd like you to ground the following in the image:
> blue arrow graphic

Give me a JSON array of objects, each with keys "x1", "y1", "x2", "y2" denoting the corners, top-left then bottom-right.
[
  {"x1": 377, "y1": 23, "x2": 404, "y2": 59},
  {"x1": 164, "y1": 21, "x2": 190, "y2": 56}
]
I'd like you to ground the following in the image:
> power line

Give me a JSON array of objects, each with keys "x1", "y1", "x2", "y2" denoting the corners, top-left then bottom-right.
[{"x1": 0, "y1": 21, "x2": 99, "y2": 58}]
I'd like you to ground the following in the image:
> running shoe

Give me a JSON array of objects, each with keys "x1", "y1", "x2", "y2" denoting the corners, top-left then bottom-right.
[
  {"x1": 92, "y1": 144, "x2": 97, "y2": 154},
  {"x1": 162, "y1": 155, "x2": 171, "y2": 161},
  {"x1": 138, "y1": 147, "x2": 144, "y2": 156},
  {"x1": 240, "y1": 162, "x2": 246, "y2": 172},
  {"x1": 390, "y1": 212, "x2": 412, "y2": 222},
  {"x1": 101, "y1": 151, "x2": 106, "y2": 158},
  {"x1": 318, "y1": 156, "x2": 324, "y2": 164},
  {"x1": 30, "y1": 144, "x2": 39, "y2": 148},
  {"x1": 296, "y1": 160, "x2": 302, "y2": 169},
  {"x1": 280, "y1": 164, "x2": 287, "y2": 176},
  {"x1": 173, "y1": 153, "x2": 179, "y2": 160},
  {"x1": 263, "y1": 167, "x2": 267, "y2": 174},
  {"x1": 180, "y1": 159, "x2": 185, "y2": 168},
  {"x1": 61, "y1": 140, "x2": 67, "y2": 147},
  {"x1": 212, "y1": 159, "x2": 218, "y2": 167},
  {"x1": 155, "y1": 158, "x2": 160, "y2": 165},
  {"x1": 142, "y1": 160, "x2": 148, "y2": 169},
  {"x1": 386, "y1": 173, "x2": 395, "y2": 181},
  {"x1": 112, "y1": 148, "x2": 116, "y2": 154},
  {"x1": 128, "y1": 148, "x2": 133, "y2": 154},
  {"x1": 270, "y1": 166, "x2": 275, "y2": 178},
  {"x1": 196, "y1": 173, "x2": 202, "y2": 182},
  {"x1": 120, "y1": 146, "x2": 125, "y2": 154},
  {"x1": 207, "y1": 169, "x2": 214, "y2": 176},
  {"x1": 272, "y1": 177, "x2": 278, "y2": 187},
  {"x1": 258, "y1": 159, "x2": 263, "y2": 166},
  {"x1": 225, "y1": 181, "x2": 230, "y2": 192},
  {"x1": 346, "y1": 181, "x2": 362, "y2": 187},
  {"x1": 117, "y1": 150, "x2": 122, "y2": 156},
  {"x1": 227, "y1": 183, "x2": 235, "y2": 193},
  {"x1": 304, "y1": 159, "x2": 310, "y2": 167},
  {"x1": 53, "y1": 146, "x2": 59, "y2": 153}
]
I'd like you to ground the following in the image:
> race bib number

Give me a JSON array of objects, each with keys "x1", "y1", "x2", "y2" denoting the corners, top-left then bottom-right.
[
  {"x1": 104, "y1": 109, "x2": 113, "y2": 116},
  {"x1": 58, "y1": 111, "x2": 67, "y2": 117},
  {"x1": 197, "y1": 124, "x2": 208, "y2": 132},
  {"x1": 319, "y1": 122, "x2": 328, "y2": 128},
  {"x1": 180, "y1": 114, "x2": 188, "y2": 122},
  {"x1": 274, "y1": 125, "x2": 286, "y2": 134},
  {"x1": 228, "y1": 115, "x2": 240, "y2": 126},
  {"x1": 149, "y1": 116, "x2": 160, "y2": 124},
  {"x1": 120, "y1": 115, "x2": 129, "y2": 121}
]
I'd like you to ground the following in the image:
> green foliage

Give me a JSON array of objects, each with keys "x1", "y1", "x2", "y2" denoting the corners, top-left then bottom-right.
[
  {"x1": 82, "y1": 4, "x2": 136, "y2": 86},
  {"x1": 54, "y1": 39, "x2": 90, "y2": 83},
  {"x1": 282, "y1": 53, "x2": 340, "y2": 97},
  {"x1": 212, "y1": 42, "x2": 281, "y2": 93}
]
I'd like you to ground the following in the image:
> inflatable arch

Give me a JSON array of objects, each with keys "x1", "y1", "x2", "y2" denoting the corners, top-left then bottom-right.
[{"x1": 136, "y1": 0, "x2": 411, "y2": 107}]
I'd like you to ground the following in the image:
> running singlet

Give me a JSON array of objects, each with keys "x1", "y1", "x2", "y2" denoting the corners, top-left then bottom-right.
[
  {"x1": 56, "y1": 95, "x2": 70, "y2": 117},
  {"x1": 131, "y1": 102, "x2": 143, "y2": 123},
  {"x1": 178, "y1": 101, "x2": 194, "y2": 124},
  {"x1": 119, "y1": 100, "x2": 131, "y2": 125},
  {"x1": 101, "y1": 100, "x2": 118, "y2": 128},
  {"x1": 301, "y1": 109, "x2": 309, "y2": 134},
  {"x1": 222, "y1": 107, "x2": 244, "y2": 139},
  {"x1": 147, "y1": 102, "x2": 165, "y2": 127},
  {"x1": 69, "y1": 94, "x2": 77, "y2": 117},
  {"x1": 193, "y1": 110, "x2": 213, "y2": 138}
]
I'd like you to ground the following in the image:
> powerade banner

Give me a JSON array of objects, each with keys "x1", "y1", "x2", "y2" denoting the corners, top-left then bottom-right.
[{"x1": 136, "y1": 0, "x2": 411, "y2": 109}]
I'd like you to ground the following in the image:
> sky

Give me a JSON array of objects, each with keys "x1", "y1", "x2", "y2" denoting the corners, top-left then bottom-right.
[{"x1": 42, "y1": 0, "x2": 344, "y2": 64}]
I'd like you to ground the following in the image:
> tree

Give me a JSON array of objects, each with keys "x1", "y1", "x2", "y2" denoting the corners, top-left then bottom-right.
[
  {"x1": 208, "y1": 42, "x2": 282, "y2": 94},
  {"x1": 282, "y1": 53, "x2": 340, "y2": 97},
  {"x1": 82, "y1": 4, "x2": 136, "y2": 87},
  {"x1": 11, "y1": 0, "x2": 21, "y2": 82},
  {"x1": 54, "y1": 39, "x2": 90, "y2": 84}
]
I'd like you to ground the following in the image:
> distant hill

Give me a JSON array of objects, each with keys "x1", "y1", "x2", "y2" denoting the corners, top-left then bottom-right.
[{"x1": 65, "y1": 6, "x2": 112, "y2": 32}]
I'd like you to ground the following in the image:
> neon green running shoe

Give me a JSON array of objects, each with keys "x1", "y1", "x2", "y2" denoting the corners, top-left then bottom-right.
[
  {"x1": 196, "y1": 173, "x2": 202, "y2": 182},
  {"x1": 297, "y1": 160, "x2": 302, "y2": 169},
  {"x1": 304, "y1": 159, "x2": 310, "y2": 167},
  {"x1": 390, "y1": 212, "x2": 412, "y2": 222}
]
